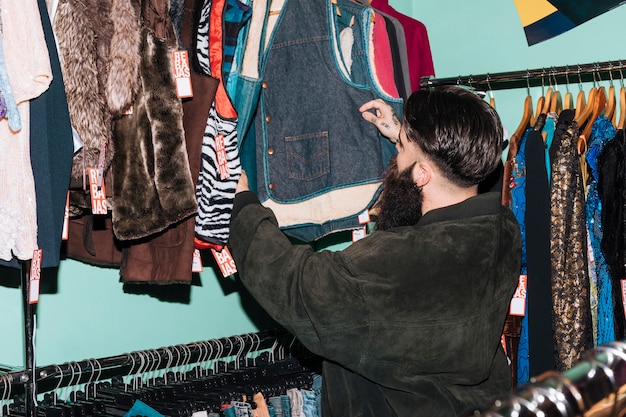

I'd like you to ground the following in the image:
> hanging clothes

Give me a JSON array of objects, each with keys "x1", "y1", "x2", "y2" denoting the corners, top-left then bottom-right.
[
  {"x1": 584, "y1": 116, "x2": 617, "y2": 345},
  {"x1": 0, "y1": 0, "x2": 52, "y2": 262},
  {"x1": 245, "y1": 0, "x2": 402, "y2": 242},
  {"x1": 111, "y1": 0, "x2": 197, "y2": 242},
  {"x1": 548, "y1": 110, "x2": 594, "y2": 371},
  {"x1": 525, "y1": 114, "x2": 556, "y2": 376},
  {"x1": 0, "y1": 0, "x2": 74, "y2": 269},
  {"x1": 369, "y1": 0, "x2": 435, "y2": 92},
  {"x1": 597, "y1": 128, "x2": 626, "y2": 340},
  {"x1": 194, "y1": 0, "x2": 242, "y2": 248},
  {"x1": 508, "y1": 127, "x2": 530, "y2": 384},
  {"x1": 119, "y1": 0, "x2": 221, "y2": 284}
]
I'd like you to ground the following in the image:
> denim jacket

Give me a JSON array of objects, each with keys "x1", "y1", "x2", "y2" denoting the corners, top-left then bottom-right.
[
  {"x1": 229, "y1": 191, "x2": 522, "y2": 416},
  {"x1": 239, "y1": 0, "x2": 402, "y2": 242}
]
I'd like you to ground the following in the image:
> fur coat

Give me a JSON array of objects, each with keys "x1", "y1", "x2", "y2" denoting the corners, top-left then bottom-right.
[
  {"x1": 54, "y1": 0, "x2": 141, "y2": 213},
  {"x1": 110, "y1": 0, "x2": 197, "y2": 241}
]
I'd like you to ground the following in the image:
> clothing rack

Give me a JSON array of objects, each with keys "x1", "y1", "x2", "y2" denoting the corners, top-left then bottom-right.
[
  {"x1": 419, "y1": 59, "x2": 626, "y2": 91},
  {"x1": 20, "y1": 260, "x2": 36, "y2": 417},
  {"x1": 0, "y1": 328, "x2": 306, "y2": 413},
  {"x1": 465, "y1": 339, "x2": 626, "y2": 416}
]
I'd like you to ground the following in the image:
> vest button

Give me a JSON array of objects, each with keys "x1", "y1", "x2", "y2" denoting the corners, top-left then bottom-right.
[
  {"x1": 262, "y1": 82, "x2": 269, "y2": 89},
  {"x1": 265, "y1": 115, "x2": 272, "y2": 123},
  {"x1": 267, "y1": 148, "x2": 274, "y2": 155},
  {"x1": 269, "y1": 183, "x2": 275, "y2": 190}
]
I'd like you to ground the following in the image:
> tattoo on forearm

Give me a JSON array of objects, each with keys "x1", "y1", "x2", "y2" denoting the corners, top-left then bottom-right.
[{"x1": 381, "y1": 122, "x2": 390, "y2": 130}]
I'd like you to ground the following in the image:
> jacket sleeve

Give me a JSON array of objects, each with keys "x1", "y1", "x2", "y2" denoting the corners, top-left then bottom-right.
[{"x1": 228, "y1": 193, "x2": 370, "y2": 367}]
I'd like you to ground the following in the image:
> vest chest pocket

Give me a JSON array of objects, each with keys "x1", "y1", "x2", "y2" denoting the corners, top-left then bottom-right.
[{"x1": 285, "y1": 131, "x2": 331, "y2": 181}]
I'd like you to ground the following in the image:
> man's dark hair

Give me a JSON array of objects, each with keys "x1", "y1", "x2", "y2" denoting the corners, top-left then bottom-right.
[{"x1": 402, "y1": 85, "x2": 504, "y2": 188}]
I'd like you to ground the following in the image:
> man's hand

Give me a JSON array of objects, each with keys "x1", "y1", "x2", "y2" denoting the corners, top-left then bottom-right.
[
  {"x1": 236, "y1": 170, "x2": 250, "y2": 193},
  {"x1": 359, "y1": 99, "x2": 401, "y2": 143}
]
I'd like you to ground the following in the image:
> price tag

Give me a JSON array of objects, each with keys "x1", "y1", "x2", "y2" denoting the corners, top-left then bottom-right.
[
  {"x1": 509, "y1": 274, "x2": 527, "y2": 316},
  {"x1": 62, "y1": 192, "x2": 69, "y2": 240},
  {"x1": 215, "y1": 134, "x2": 229, "y2": 180},
  {"x1": 211, "y1": 247, "x2": 238, "y2": 277},
  {"x1": 172, "y1": 50, "x2": 193, "y2": 98},
  {"x1": 192, "y1": 249, "x2": 204, "y2": 273},
  {"x1": 29, "y1": 249, "x2": 43, "y2": 304},
  {"x1": 352, "y1": 227, "x2": 366, "y2": 242},
  {"x1": 88, "y1": 168, "x2": 108, "y2": 214},
  {"x1": 358, "y1": 209, "x2": 370, "y2": 224}
]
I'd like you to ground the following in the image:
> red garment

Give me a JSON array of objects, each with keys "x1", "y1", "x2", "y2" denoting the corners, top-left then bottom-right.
[
  {"x1": 370, "y1": 0, "x2": 434, "y2": 92},
  {"x1": 372, "y1": 12, "x2": 400, "y2": 98}
]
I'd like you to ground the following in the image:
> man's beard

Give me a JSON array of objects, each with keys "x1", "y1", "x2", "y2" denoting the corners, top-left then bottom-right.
[{"x1": 374, "y1": 156, "x2": 423, "y2": 231}]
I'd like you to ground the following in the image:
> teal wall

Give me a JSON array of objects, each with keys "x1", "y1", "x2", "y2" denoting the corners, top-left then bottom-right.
[{"x1": 1, "y1": 0, "x2": 626, "y2": 371}]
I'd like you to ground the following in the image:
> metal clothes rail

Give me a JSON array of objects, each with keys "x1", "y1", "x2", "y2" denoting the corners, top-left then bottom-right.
[
  {"x1": 465, "y1": 340, "x2": 626, "y2": 416},
  {"x1": 0, "y1": 329, "x2": 295, "y2": 412},
  {"x1": 420, "y1": 59, "x2": 626, "y2": 91}
]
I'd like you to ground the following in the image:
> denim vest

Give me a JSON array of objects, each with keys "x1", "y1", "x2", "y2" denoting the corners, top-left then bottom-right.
[{"x1": 242, "y1": 0, "x2": 402, "y2": 241}]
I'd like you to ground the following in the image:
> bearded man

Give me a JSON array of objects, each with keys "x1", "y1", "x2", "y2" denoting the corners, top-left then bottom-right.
[{"x1": 228, "y1": 86, "x2": 522, "y2": 417}]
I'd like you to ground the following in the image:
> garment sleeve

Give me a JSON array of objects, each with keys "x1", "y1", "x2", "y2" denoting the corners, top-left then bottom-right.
[{"x1": 228, "y1": 196, "x2": 371, "y2": 366}]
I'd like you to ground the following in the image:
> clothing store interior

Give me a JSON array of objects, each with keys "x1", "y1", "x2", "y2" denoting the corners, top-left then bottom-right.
[{"x1": 4, "y1": 0, "x2": 626, "y2": 416}]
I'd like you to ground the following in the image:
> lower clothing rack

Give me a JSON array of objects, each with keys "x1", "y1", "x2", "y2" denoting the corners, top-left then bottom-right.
[{"x1": 0, "y1": 328, "x2": 320, "y2": 415}]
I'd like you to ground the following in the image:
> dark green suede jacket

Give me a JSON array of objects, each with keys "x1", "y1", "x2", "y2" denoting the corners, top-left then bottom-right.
[{"x1": 229, "y1": 191, "x2": 522, "y2": 417}]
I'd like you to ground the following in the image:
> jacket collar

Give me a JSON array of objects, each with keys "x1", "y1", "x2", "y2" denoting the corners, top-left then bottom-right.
[{"x1": 417, "y1": 192, "x2": 503, "y2": 227}]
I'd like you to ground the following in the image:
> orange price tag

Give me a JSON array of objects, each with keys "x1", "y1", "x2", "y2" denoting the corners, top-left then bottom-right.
[
  {"x1": 509, "y1": 274, "x2": 527, "y2": 316},
  {"x1": 29, "y1": 249, "x2": 43, "y2": 304},
  {"x1": 211, "y1": 246, "x2": 238, "y2": 277},
  {"x1": 192, "y1": 249, "x2": 204, "y2": 273},
  {"x1": 88, "y1": 168, "x2": 108, "y2": 214},
  {"x1": 215, "y1": 134, "x2": 229, "y2": 180},
  {"x1": 172, "y1": 50, "x2": 193, "y2": 98}
]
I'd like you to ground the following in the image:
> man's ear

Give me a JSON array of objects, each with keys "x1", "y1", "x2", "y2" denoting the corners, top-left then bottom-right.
[{"x1": 412, "y1": 161, "x2": 432, "y2": 188}]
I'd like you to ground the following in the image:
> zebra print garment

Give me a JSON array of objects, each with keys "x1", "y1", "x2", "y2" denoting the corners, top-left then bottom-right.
[{"x1": 195, "y1": 0, "x2": 242, "y2": 246}]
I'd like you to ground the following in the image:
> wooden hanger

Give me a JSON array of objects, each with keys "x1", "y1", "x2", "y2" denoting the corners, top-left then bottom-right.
[
  {"x1": 513, "y1": 94, "x2": 533, "y2": 143},
  {"x1": 486, "y1": 75, "x2": 496, "y2": 109},
  {"x1": 578, "y1": 86, "x2": 606, "y2": 151},
  {"x1": 563, "y1": 89, "x2": 574, "y2": 110},
  {"x1": 562, "y1": 71, "x2": 574, "y2": 110},
  {"x1": 575, "y1": 90, "x2": 586, "y2": 118},
  {"x1": 618, "y1": 84, "x2": 626, "y2": 129},
  {"x1": 541, "y1": 86, "x2": 553, "y2": 114},
  {"x1": 605, "y1": 83, "x2": 617, "y2": 126},
  {"x1": 575, "y1": 86, "x2": 595, "y2": 126}
]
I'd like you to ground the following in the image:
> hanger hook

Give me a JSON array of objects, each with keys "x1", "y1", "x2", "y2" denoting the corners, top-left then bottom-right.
[
  {"x1": 92, "y1": 357, "x2": 102, "y2": 399},
  {"x1": 2, "y1": 373, "x2": 12, "y2": 405},
  {"x1": 486, "y1": 73, "x2": 494, "y2": 99},
  {"x1": 578, "y1": 64, "x2": 583, "y2": 91}
]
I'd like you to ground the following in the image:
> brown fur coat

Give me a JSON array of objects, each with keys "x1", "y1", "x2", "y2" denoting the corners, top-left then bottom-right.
[
  {"x1": 110, "y1": 0, "x2": 197, "y2": 241},
  {"x1": 54, "y1": 0, "x2": 141, "y2": 212}
]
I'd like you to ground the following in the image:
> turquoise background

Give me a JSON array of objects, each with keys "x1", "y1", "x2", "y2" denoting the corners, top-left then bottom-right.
[{"x1": 1, "y1": 0, "x2": 625, "y2": 371}]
